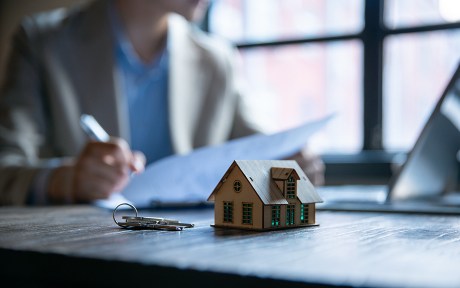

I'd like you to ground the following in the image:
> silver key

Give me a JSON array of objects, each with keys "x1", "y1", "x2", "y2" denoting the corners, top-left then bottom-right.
[{"x1": 113, "y1": 203, "x2": 194, "y2": 231}]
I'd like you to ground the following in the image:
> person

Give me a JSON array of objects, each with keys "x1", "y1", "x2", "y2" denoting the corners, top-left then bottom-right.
[{"x1": 0, "y1": 0, "x2": 324, "y2": 206}]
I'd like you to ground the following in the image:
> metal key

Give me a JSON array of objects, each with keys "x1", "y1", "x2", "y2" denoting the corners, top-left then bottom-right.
[
  {"x1": 113, "y1": 203, "x2": 194, "y2": 231},
  {"x1": 122, "y1": 216, "x2": 194, "y2": 228}
]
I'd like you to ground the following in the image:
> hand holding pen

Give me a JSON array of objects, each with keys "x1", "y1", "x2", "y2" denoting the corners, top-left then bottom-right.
[{"x1": 47, "y1": 115, "x2": 145, "y2": 203}]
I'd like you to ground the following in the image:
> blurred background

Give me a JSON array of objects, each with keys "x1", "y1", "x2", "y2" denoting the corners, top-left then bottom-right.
[{"x1": 1, "y1": 0, "x2": 460, "y2": 185}]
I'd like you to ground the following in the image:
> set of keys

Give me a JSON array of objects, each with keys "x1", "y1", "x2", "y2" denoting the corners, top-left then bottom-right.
[{"x1": 113, "y1": 203, "x2": 194, "y2": 231}]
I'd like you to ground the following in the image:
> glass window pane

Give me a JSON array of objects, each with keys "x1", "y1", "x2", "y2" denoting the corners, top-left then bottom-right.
[
  {"x1": 383, "y1": 29, "x2": 460, "y2": 151},
  {"x1": 209, "y1": 0, "x2": 364, "y2": 43},
  {"x1": 238, "y1": 40, "x2": 363, "y2": 153},
  {"x1": 385, "y1": 0, "x2": 460, "y2": 29}
]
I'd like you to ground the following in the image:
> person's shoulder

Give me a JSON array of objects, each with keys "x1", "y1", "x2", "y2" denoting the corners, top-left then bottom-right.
[
  {"x1": 18, "y1": 1, "x2": 93, "y2": 41},
  {"x1": 170, "y1": 13, "x2": 235, "y2": 58}
]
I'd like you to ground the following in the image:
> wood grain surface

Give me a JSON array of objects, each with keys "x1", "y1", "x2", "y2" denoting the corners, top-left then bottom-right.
[{"x1": 0, "y1": 205, "x2": 459, "y2": 287}]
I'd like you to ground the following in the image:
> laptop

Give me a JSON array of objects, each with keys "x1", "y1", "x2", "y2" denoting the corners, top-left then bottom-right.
[{"x1": 318, "y1": 63, "x2": 460, "y2": 215}]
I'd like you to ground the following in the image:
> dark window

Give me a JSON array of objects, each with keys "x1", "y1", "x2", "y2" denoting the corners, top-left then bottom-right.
[
  {"x1": 286, "y1": 176, "x2": 296, "y2": 199},
  {"x1": 233, "y1": 180, "x2": 242, "y2": 192},
  {"x1": 286, "y1": 204, "x2": 295, "y2": 226},
  {"x1": 242, "y1": 203, "x2": 253, "y2": 225},
  {"x1": 223, "y1": 202, "x2": 233, "y2": 223},
  {"x1": 301, "y1": 204, "x2": 309, "y2": 224}
]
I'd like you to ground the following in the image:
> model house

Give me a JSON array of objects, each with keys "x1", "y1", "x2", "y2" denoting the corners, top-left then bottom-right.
[{"x1": 207, "y1": 160, "x2": 323, "y2": 231}]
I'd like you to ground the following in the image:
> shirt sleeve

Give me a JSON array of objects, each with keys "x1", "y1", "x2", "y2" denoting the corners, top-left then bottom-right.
[
  {"x1": 26, "y1": 168, "x2": 54, "y2": 205},
  {"x1": 26, "y1": 158, "x2": 68, "y2": 205}
]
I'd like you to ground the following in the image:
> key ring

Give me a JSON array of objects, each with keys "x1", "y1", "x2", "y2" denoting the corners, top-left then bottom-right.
[{"x1": 113, "y1": 203, "x2": 138, "y2": 227}]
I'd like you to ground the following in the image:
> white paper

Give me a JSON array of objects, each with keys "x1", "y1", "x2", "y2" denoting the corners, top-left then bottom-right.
[
  {"x1": 92, "y1": 193, "x2": 133, "y2": 210},
  {"x1": 95, "y1": 115, "x2": 333, "y2": 209}
]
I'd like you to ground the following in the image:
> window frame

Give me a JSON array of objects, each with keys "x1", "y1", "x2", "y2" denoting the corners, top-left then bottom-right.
[
  {"x1": 285, "y1": 176, "x2": 296, "y2": 199},
  {"x1": 271, "y1": 205, "x2": 281, "y2": 227},
  {"x1": 203, "y1": 1, "x2": 460, "y2": 184},
  {"x1": 223, "y1": 201, "x2": 233, "y2": 223},
  {"x1": 242, "y1": 202, "x2": 253, "y2": 225},
  {"x1": 286, "y1": 204, "x2": 295, "y2": 226},
  {"x1": 233, "y1": 180, "x2": 242, "y2": 192},
  {"x1": 300, "y1": 204, "x2": 309, "y2": 224}
]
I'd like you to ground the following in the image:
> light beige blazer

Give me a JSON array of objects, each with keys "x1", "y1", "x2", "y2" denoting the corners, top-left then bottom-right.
[{"x1": 0, "y1": 0, "x2": 259, "y2": 205}]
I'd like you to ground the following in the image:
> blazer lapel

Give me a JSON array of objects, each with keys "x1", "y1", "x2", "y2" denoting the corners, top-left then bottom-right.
[
  {"x1": 70, "y1": 0, "x2": 128, "y2": 140},
  {"x1": 168, "y1": 14, "x2": 209, "y2": 154}
]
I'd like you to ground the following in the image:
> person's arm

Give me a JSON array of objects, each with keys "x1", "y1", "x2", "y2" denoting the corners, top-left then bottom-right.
[{"x1": 0, "y1": 18, "x2": 51, "y2": 205}]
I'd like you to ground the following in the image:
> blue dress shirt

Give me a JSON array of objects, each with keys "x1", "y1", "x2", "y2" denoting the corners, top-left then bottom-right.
[{"x1": 109, "y1": 4, "x2": 174, "y2": 165}]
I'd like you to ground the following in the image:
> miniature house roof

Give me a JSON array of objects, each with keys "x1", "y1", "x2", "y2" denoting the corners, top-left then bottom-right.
[
  {"x1": 208, "y1": 160, "x2": 323, "y2": 205},
  {"x1": 271, "y1": 167, "x2": 300, "y2": 181}
]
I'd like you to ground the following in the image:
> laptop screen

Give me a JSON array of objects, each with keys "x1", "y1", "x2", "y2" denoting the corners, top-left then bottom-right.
[{"x1": 388, "y1": 63, "x2": 460, "y2": 201}]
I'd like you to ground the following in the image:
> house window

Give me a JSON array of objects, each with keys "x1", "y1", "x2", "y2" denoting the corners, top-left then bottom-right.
[
  {"x1": 242, "y1": 203, "x2": 253, "y2": 225},
  {"x1": 233, "y1": 180, "x2": 242, "y2": 192},
  {"x1": 286, "y1": 204, "x2": 295, "y2": 226},
  {"x1": 223, "y1": 202, "x2": 233, "y2": 223},
  {"x1": 301, "y1": 204, "x2": 309, "y2": 224},
  {"x1": 286, "y1": 176, "x2": 296, "y2": 199},
  {"x1": 271, "y1": 205, "x2": 281, "y2": 227}
]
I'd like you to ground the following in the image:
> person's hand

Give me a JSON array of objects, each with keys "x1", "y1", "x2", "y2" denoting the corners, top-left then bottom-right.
[
  {"x1": 285, "y1": 146, "x2": 325, "y2": 186},
  {"x1": 48, "y1": 138, "x2": 145, "y2": 203}
]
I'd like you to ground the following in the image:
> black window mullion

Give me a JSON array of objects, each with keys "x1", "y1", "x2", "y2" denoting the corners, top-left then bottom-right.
[
  {"x1": 362, "y1": 0, "x2": 384, "y2": 150},
  {"x1": 235, "y1": 33, "x2": 360, "y2": 49},
  {"x1": 206, "y1": 2, "x2": 388, "y2": 153},
  {"x1": 383, "y1": 22, "x2": 460, "y2": 36}
]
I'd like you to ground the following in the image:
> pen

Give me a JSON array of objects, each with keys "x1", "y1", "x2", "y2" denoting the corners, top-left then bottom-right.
[{"x1": 80, "y1": 114, "x2": 110, "y2": 142}]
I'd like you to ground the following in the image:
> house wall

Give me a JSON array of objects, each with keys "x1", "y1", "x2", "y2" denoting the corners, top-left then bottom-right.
[
  {"x1": 214, "y1": 166, "x2": 263, "y2": 229},
  {"x1": 263, "y1": 202, "x2": 317, "y2": 229},
  {"x1": 308, "y1": 203, "x2": 316, "y2": 225},
  {"x1": 263, "y1": 205, "x2": 272, "y2": 229},
  {"x1": 274, "y1": 180, "x2": 284, "y2": 194},
  {"x1": 263, "y1": 204, "x2": 296, "y2": 229}
]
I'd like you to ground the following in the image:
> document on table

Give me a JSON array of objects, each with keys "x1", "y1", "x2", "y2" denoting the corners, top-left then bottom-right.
[{"x1": 94, "y1": 115, "x2": 333, "y2": 209}]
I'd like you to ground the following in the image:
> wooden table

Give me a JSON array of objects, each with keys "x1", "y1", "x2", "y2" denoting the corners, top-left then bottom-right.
[{"x1": 0, "y1": 205, "x2": 459, "y2": 287}]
